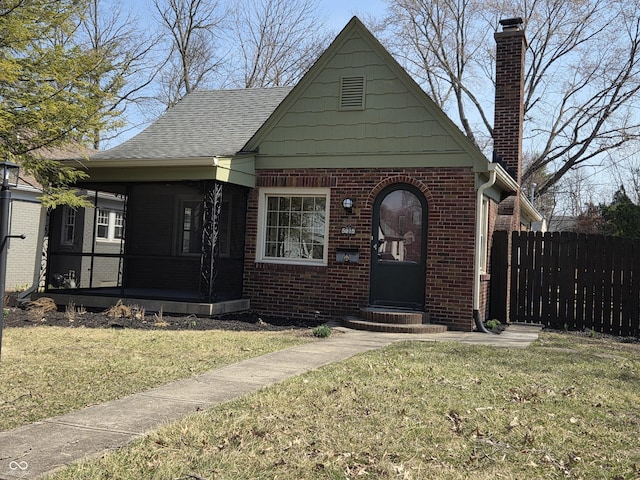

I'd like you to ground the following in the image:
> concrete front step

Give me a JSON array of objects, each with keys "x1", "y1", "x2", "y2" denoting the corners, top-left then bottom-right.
[
  {"x1": 360, "y1": 307, "x2": 426, "y2": 325},
  {"x1": 343, "y1": 316, "x2": 447, "y2": 334}
]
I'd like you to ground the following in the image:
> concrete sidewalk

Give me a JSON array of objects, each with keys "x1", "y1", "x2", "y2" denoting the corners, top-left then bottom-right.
[{"x1": 0, "y1": 324, "x2": 540, "y2": 479}]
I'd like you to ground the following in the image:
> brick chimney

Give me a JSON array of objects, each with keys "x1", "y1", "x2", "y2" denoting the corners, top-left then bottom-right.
[
  {"x1": 491, "y1": 18, "x2": 527, "y2": 325},
  {"x1": 493, "y1": 17, "x2": 526, "y2": 233},
  {"x1": 493, "y1": 17, "x2": 526, "y2": 185}
]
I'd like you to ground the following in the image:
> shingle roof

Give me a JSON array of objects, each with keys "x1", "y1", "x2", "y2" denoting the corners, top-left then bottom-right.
[{"x1": 92, "y1": 87, "x2": 293, "y2": 161}]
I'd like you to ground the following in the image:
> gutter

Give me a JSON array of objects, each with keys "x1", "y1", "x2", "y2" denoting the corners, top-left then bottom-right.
[
  {"x1": 520, "y1": 192, "x2": 543, "y2": 223},
  {"x1": 473, "y1": 168, "x2": 497, "y2": 333}
]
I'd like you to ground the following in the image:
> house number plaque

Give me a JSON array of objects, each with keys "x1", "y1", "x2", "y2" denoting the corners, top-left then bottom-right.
[{"x1": 341, "y1": 225, "x2": 356, "y2": 235}]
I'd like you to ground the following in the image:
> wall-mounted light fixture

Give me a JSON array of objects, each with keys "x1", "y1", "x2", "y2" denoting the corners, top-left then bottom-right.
[{"x1": 342, "y1": 198, "x2": 354, "y2": 214}]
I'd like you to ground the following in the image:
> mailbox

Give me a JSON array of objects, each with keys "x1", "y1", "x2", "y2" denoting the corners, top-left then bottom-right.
[{"x1": 336, "y1": 248, "x2": 359, "y2": 264}]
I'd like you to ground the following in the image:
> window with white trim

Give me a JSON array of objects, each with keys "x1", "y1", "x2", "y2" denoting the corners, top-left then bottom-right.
[
  {"x1": 479, "y1": 197, "x2": 490, "y2": 273},
  {"x1": 114, "y1": 211, "x2": 124, "y2": 239},
  {"x1": 62, "y1": 207, "x2": 76, "y2": 245},
  {"x1": 96, "y1": 209, "x2": 124, "y2": 242},
  {"x1": 257, "y1": 188, "x2": 330, "y2": 265}
]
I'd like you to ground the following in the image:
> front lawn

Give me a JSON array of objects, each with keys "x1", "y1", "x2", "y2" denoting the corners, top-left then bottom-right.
[
  {"x1": 46, "y1": 332, "x2": 640, "y2": 479},
  {"x1": 0, "y1": 326, "x2": 311, "y2": 431}
]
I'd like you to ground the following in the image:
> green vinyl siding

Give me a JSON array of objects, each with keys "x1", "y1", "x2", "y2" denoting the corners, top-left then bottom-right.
[{"x1": 256, "y1": 30, "x2": 470, "y2": 167}]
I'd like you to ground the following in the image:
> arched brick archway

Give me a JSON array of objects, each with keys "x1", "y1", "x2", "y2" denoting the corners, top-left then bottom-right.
[{"x1": 366, "y1": 175, "x2": 440, "y2": 224}]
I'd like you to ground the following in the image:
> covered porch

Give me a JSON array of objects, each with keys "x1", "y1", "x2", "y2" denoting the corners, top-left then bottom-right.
[{"x1": 44, "y1": 179, "x2": 250, "y2": 316}]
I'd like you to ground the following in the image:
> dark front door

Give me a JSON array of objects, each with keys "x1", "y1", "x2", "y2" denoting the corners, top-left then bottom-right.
[{"x1": 370, "y1": 184, "x2": 427, "y2": 309}]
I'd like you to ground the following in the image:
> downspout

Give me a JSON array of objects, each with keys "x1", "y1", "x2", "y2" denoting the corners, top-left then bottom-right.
[{"x1": 473, "y1": 169, "x2": 497, "y2": 333}]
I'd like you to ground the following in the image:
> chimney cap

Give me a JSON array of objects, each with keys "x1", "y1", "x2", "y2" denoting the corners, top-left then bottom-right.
[{"x1": 499, "y1": 17, "x2": 524, "y2": 30}]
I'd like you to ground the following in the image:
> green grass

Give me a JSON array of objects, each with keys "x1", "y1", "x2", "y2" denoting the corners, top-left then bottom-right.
[
  {"x1": 0, "y1": 326, "x2": 311, "y2": 431},
  {"x1": 45, "y1": 332, "x2": 640, "y2": 480}
]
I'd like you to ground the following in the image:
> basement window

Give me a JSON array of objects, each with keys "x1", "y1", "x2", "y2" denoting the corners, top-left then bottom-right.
[{"x1": 340, "y1": 76, "x2": 366, "y2": 110}]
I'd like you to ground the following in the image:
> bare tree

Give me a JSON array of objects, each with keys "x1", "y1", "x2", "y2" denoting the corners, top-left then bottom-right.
[
  {"x1": 153, "y1": 0, "x2": 225, "y2": 107},
  {"x1": 383, "y1": 0, "x2": 640, "y2": 197},
  {"x1": 521, "y1": 152, "x2": 556, "y2": 218},
  {"x1": 77, "y1": 0, "x2": 161, "y2": 148},
  {"x1": 606, "y1": 147, "x2": 640, "y2": 204},
  {"x1": 228, "y1": 0, "x2": 331, "y2": 88},
  {"x1": 557, "y1": 167, "x2": 598, "y2": 217}
]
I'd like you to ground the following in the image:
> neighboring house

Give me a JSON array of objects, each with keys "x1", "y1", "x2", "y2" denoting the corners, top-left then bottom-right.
[
  {"x1": 48, "y1": 190, "x2": 125, "y2": 290},
  {"x1": 5, "y1": 173, "x2": 45, "y2": 293},
  {"x1": 45, "y1": 17, "x2": 540, "y2": 331},
  {"x1": 4, "y1": 145, "x2": 100, "y2": 297},
  {"x1": 532, "y1": 216, "x2": 579, "y2": 233}
]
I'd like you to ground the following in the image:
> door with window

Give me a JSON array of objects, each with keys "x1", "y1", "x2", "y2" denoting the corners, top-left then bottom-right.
[{"x1": 370, "y1": 184, "x2": 427, "y2": 309}]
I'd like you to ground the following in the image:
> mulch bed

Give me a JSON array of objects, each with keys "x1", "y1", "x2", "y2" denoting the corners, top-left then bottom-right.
[{"x1": 3, "y1": 299, "x2": 323, "y2": 332}]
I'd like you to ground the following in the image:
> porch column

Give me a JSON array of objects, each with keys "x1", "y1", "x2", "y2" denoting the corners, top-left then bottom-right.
[{"x1": 200, "y1": 181, "x2": 223, "y2": 302}]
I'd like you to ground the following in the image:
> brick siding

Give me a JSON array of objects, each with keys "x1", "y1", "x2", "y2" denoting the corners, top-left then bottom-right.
[{"x1": 244, "y1": 167, "x2": 480, "y2": 331}]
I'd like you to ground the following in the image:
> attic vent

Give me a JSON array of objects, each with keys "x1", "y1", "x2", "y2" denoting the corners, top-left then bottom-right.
[{"x1": 340, "y1": 76, "x2": 365, "y2": 110}]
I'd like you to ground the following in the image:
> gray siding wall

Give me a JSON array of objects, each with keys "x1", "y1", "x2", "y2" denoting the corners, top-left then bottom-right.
[{"x1": 6, "y1": 199, "x2": 41, "y2": 290}]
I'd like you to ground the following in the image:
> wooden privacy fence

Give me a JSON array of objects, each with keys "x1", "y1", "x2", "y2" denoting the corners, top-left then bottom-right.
[{"x1": 490, "y1": 231, "x2": 640, "y2": 337}]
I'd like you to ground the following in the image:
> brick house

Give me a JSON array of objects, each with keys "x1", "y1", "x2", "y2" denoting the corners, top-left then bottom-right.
[{"x1": 45, "y1": 17, "x2": 540, "y2": 331}]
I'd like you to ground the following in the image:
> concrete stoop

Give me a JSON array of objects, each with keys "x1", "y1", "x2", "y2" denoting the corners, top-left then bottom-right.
[{"x1": 343, "y1": 307, "x2": 447, "y2": 334}]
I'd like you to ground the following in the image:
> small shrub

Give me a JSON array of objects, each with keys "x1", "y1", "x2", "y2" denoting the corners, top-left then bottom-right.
[
  {"x1": 25, "y1": 297, "x2": 58, "y2": 316},
  {"x1": 153, "y1": 307, "x2": 168, "y2": 327},
  {"x1": 312, "y1": 325, "x2": 332, "y2": 338},
  {"x1": 106, "y1": 300, "x2": 132, "y2": 319},
  {"x1": 485, "y1": 319, "x2": 501, "y2": 330}
]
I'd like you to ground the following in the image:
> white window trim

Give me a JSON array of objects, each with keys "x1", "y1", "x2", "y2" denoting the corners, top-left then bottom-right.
[
  {"x1": 61, "y1": 206, "x2": 76, "y2": 245},
  {"x1": 256, "y1": 187, "x2": 330, "y2": 266},
  {"x1": 479, "y1": 197, "x2": 490, "y2": 273},
  {"x1": 95, "y1": 209, "x2": 124, "y2": 243}
]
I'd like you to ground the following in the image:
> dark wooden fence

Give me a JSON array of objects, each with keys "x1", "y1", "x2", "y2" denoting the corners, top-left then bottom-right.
[{"x1": 490, "y1": 231, "x2": 640, "y2": 337}]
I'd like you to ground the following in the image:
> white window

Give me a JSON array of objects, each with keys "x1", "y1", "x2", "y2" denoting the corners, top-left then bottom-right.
[
  {"x1": 113, "y1": 212, "x2": 124, "y2": 239},
  {"x1": 479, "y1": 197, "x2": 490, "y2": 273},
  {"x1": 96, "y1": 209, "x2": 124, "y2": 242},
  {"x1": 96, "y1": 210, "x2": 109, "y2": 239},
  {"x1": 62, "y1": 207, "x2": 76, "y2": 245},
  {"x1": 257, "y1": 188, "x2": 330, "y2": 265}
]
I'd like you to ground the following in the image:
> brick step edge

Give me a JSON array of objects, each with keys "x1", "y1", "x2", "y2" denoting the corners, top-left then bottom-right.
[
  {"x1": 343, "y1": 317, "x2": 447, "y2": 334},
  {"x1": 359, "y1": 308, "x2": 427, "y2": 325}
]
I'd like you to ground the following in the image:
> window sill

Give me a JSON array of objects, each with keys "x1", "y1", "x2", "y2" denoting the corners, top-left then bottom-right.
[{"x1": 255, "y1": 260, "x2": 327, "y2": 271}]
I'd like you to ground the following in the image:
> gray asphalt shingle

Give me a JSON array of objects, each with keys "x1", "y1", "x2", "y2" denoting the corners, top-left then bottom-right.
[{"x1": 92, "y1": 87, "x2": 293, "y2": 161}]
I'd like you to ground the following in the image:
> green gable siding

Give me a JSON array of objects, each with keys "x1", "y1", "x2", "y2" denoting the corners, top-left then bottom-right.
[{"x1": 255, "y1": 30, "x2": 471, "y2": 169}]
